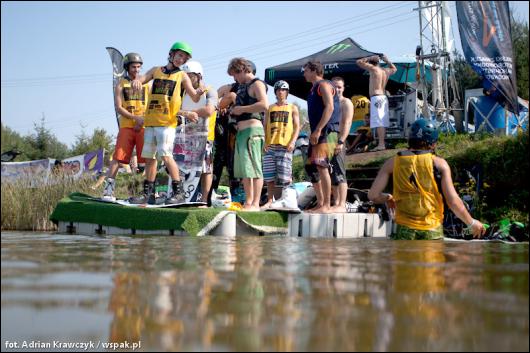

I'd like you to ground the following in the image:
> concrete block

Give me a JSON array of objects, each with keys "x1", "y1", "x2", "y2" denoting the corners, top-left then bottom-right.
[
  {"x1": 308, "y1": 214, "x2": 331, "y2": 238},
  {"x1": 342, "y1": 214, "x2": 362, "y2": 238},
  {"x1": 326, "y1": 213, "x2": 344, "y2": 238},
  {"x1": 288, "y1": 213, "x2": 306, "y2": 237}
]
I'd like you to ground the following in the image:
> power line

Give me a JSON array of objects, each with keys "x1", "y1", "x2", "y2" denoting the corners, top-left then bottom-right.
[{"x1": 200, "y1": 2, "x2": 414, "y2": 63}]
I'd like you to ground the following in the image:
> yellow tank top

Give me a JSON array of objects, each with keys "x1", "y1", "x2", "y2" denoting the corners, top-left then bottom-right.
[
  {"x1": 145, "y1": 67, "x2": 185, "y2": 128},
  {"x1": 393, "y1": 151, "x2": 444, "y2": 230},
  {"x1": 118, "y1": 78, "x2": 148, "y2": 129},
  {"x1": 265, "y1": 103, "x2": 294, "y2": 146},
  {"x1": 351, "y1": 95, "x2": 370, "y2": 121}
]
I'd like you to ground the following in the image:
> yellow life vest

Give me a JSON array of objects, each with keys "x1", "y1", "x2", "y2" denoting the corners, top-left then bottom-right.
[
  {"x1": 351, "y1": 95, "x2": 370, "y2": 121},
  {"x1": 393, "y1": 151, "x2": 444, "y2": 230},
  {"x1": 118, "y1": 78, "x2": 148, "y2": 129},
  {"x1": 265, "y1": 103, "x2": 294, "y2": 146},
  {"x1": 145, "y1": 67, "x2": 185, "y2": 128}
]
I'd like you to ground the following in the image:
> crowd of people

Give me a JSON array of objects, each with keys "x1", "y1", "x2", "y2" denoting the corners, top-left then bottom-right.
[{"x1": 94, "y1": 40, "x2": 485, "y2": 239}]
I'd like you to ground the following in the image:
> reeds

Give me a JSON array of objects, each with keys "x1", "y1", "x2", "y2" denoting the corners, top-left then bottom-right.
[{"x1": 1, "y1": 172, "x2": 94, "y2": 231}]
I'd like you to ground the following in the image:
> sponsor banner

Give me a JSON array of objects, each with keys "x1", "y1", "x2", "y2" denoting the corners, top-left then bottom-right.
[
  {"x1": 456, "y1": 1, "x2": 519, "y2": 114},
  {"x1": 1, "y1": 159, "x2": 52, "y2": 184},
  {"x1": 1, "y1": 149, "x2": 104, "y2": 184}
]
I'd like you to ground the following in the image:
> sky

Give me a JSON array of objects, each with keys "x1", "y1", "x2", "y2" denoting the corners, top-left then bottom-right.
[{"x1": 2, "y1": 1, "x2": 528, "y2": 150}]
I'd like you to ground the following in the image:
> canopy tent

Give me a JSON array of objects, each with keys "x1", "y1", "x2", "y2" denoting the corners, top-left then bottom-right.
[
  {"x1": 387, "y1": 57, "x2": 433, "y2": 84},
  {"x1": 264, "y1": 38, "x2": 406, "y2": 100}
]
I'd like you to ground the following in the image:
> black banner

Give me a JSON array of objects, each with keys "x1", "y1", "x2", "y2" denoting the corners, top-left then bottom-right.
[{"x1": 456, "y1": 1, "x2": 519, "y2": 114}]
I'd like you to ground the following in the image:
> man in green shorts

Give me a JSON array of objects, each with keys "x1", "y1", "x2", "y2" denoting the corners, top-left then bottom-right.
[{"x1": 227, "y1": 58, "x2": 268, "y2": 211}]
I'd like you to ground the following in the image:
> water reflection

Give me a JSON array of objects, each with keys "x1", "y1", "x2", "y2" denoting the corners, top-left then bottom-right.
[{"x1": 1, "y1": 233, "x2": 528, "y2": 351}]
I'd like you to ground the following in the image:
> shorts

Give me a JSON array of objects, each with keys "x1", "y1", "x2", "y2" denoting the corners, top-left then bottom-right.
[
  {"x1": 391, "y1": 224, "x2": 444, "y2": 240},
  {"x1": 307, "y1": 131, "x2": 338, "y2": 169},
  {"x1": 330, "y1": 148, "x2": 346, "y2": 185},
  {"x1": 234, "y1": 126, "x2": 264, "y2": 179},
  {"x1": 141, "y1": 126, "x2": 176, "y2": 159},
  {"x1": 113, "y1": 128, "x2": 145, "y2": 164},
  {"x1": 263, "y1": 145, "x2": 293, "y2": 186},
  {"x1": 370, "y1": 95, "x2": 389, "y2": 128},
  {"x1": 304, "y1": 131, "x2": 338, "y2": 183},
  {"x1": 202, "y1": 141, "x2": 213, "y2": 174}
]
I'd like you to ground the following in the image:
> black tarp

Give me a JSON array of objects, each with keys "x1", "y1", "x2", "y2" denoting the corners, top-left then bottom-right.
[{"x1": 264, "y1": 38, "x2": 397, "y2": 100}]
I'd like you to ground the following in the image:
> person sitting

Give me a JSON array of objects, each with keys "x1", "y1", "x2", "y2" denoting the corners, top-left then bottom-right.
[{"x1": 347, "y1": 113, "x2": 373, "y2": 154}]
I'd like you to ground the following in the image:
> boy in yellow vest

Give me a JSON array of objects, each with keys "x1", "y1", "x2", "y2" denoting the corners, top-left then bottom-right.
[
  {"x1": 100, "y1": 53, "x2": 148, "y2": 201},
  {"x1": 262, "y1": 80, "x2": 300, "y2": 210},
  {"x1": 368, "y1": 119, "x2": 486, "y2": 239},
  {"x1": 129, "y1": 41, "x2": 203, "y2": 205}
]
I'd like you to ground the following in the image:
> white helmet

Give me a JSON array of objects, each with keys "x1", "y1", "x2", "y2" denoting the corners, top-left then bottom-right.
[
  {"x1": 274, "y1": 80, "x2": 289, "y2": 92},
  {"x1": 181, "y1": 60, "x2": 203, "y2": 76}
]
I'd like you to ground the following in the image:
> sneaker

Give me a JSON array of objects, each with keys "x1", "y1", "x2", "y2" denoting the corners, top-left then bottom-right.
[
  {"x1": 129, "y1": 180, "x2": 154, "y2": 204},
  {"x1": 165, "y1": 192, "x2": 185, "y2": 205},
  {"x1": 269, "y1": 187, "x2": 300, "y2": 211},
  {"x1": 102, "y1": 178, "x2": 116, "y2": 201}
]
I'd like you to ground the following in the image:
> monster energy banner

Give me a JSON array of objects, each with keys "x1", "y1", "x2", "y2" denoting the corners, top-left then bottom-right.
[
  {"x1": 264, "y1": 37, "x2": 381, "y2": 99},
  {"x1": 456, "y1": 1, "x2": 519, "y2": 114},
  {"x1": 106, "y1": 47, "x2": 125, "y2": 126}
]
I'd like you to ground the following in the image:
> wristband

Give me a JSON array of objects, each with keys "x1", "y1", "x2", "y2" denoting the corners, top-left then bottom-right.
[{"x1": 466, "y1": 219, "x2": 476, "y2": 229}]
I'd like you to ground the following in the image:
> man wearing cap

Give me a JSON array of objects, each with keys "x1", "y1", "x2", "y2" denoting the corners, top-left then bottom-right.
[{"x1": 129, "y1": 41, "x2": 203, "y2": 205}]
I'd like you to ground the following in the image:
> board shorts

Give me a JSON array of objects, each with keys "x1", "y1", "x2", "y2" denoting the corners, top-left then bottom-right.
[
  {"x1": 304, "y1": 131, "x2": 338, "y2": 183},
  {"x1": 234, "y1": 126, "x2": 264, "y2": 179},
  {"x1": 392, "y1": 224, "x2": 444, "y2": 240},
  {"x1": 330, "y1": 148, "x2": 346, "y2": 185},
  {"x1": 113, "y1": 127, "x2": 145, "y2": 164},
  {"x1": 263, "y1": 145, "x2": 293, "y2": 186},
  {"x1": 141, "y1": 126, "x2": 176, "y2": 159},
  {"x1": 370, "y1": 95, "x2": 389, "y2": 128}
]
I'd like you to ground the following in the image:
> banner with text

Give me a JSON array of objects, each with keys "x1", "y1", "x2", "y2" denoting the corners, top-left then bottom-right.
[{"x1": 456, "y1": 1, "x2": 519, "y2": 114}]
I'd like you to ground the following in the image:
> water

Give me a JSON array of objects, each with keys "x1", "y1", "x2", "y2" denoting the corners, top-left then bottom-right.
[{"x1": 1, "y1": 232, "x2": 528, "y2": 352}]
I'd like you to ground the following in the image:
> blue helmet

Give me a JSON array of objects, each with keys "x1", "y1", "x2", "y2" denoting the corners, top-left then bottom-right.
[{"x1": 409, "y1": 119, "x2": 439, "y2": 144}]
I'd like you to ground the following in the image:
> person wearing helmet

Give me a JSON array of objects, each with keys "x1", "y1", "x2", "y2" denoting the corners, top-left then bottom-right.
[
  {"x1": 226, "y1": 57, "x2": 269, "y2": 211},
  {"x1": 175, "y1": 60, "x2": 219, "y2": 204},
  {"x1": 129, "y1": 41, "x2": 204, "y2": 205},
  {"x1": 368, "y1": 119, "x2": 486, "y2": 239},
  {"x1": 261, "y1": 80, "x2": 300, "y2": 210},
  {"x1": 97, "y1": 52, "x2": 148, "y2": 201}
]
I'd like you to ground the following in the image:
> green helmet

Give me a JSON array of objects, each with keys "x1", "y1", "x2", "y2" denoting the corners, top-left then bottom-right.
[
  {"x1": 123, "y1": 52, "x2": 143, "y2": 70},
  {"x1": 169, "y1": 41, "x2": 192, "y2": 57}
]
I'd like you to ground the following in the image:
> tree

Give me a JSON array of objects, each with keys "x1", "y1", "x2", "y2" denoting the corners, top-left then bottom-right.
[
  {"x1": 1, "y1": 123, "x2": 27, "y2": 161},
  {"x1": 24, "y1": 118, "x2": 69, "y2": 160},
  {"x1": 511, "y1": 16, "x2": 529, "y2": 100},
  {"x1": 452, "y1": 50, "x2": 481, "y2": 101},
  {"x1": 70, "y1": 127, "x2": 114, "y2": 157}
]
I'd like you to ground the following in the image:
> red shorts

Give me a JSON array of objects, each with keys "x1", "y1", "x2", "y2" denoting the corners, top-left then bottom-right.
[{"x1": 113, "y1": 128, "x2": 145, "y2": 164}]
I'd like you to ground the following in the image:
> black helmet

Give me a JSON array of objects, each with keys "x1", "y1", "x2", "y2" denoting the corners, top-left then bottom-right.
[
  {"x1": 123, "y1": 52, "x2": 143, "y2": 70},
  {"x1": 409, "y1": 119, "x2": 439, "y2": 144}
]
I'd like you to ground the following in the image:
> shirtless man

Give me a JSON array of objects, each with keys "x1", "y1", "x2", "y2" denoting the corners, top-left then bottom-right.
[{"x1": 356, "y1": 54, "x2": 397, "y2": 151}]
